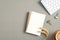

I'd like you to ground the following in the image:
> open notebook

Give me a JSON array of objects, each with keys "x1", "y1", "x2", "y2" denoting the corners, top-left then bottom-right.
[
  {"x1": 26, "y1": 11, "x2": 46, "y2": 36},
  {"x1": 41, "y1": 0, "x2": 60, "y2": 15}
]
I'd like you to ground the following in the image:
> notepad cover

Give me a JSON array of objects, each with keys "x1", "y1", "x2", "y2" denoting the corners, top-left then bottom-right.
[{"x1": 25, "y1": 11, "x2": 46, "y2": 36}]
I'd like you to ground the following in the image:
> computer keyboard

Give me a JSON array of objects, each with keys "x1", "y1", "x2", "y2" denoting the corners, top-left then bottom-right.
[{"x1": 41, "y1": 0, "x2": 60, "y2": 15}]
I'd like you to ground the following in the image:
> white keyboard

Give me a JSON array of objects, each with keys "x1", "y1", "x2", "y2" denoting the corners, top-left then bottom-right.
[{"x1": 41, "y1": 0, "x2": 60, "y2": 15}]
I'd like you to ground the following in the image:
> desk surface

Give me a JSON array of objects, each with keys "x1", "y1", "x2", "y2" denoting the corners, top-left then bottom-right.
[{"x1": 0, "y1": 0, "x2": 60, "y2": 40}]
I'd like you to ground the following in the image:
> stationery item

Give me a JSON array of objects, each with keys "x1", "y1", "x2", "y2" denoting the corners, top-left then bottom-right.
[
  {"x1": 47, "y1": 20, "x2": 52, "y2": 25},
  {"x1": 54, "y1": 30, "x2": 60, "y2": 40},
  {"x1": 54, "y1": 16, "x2": 59, "y2": 19},
  {"x1": 54, "y1": 13, "x2": 59, "y2": 19},
  {"x1": 26, "y1": 11, "x2": 46, "y2": 36},
  {"x1": 41, "y1": 0, "x2": 60, "y2": 15},
  {"x1": 38, "y1": 27, "x2": 49, "y2": 40}
]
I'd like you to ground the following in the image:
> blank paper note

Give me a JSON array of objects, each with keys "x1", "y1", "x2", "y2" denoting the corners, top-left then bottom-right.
[{"x1": 26, "y1": 11, "x2": 46, "y2": 36}]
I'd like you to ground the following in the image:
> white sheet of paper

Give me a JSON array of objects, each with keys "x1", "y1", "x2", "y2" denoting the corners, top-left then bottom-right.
[
  {"x1": 41, "y1": 0, "x2": 60, "y2": 15},
  {"x1": 26, "y1": 11, "x2": 46, "y2": 36}
]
